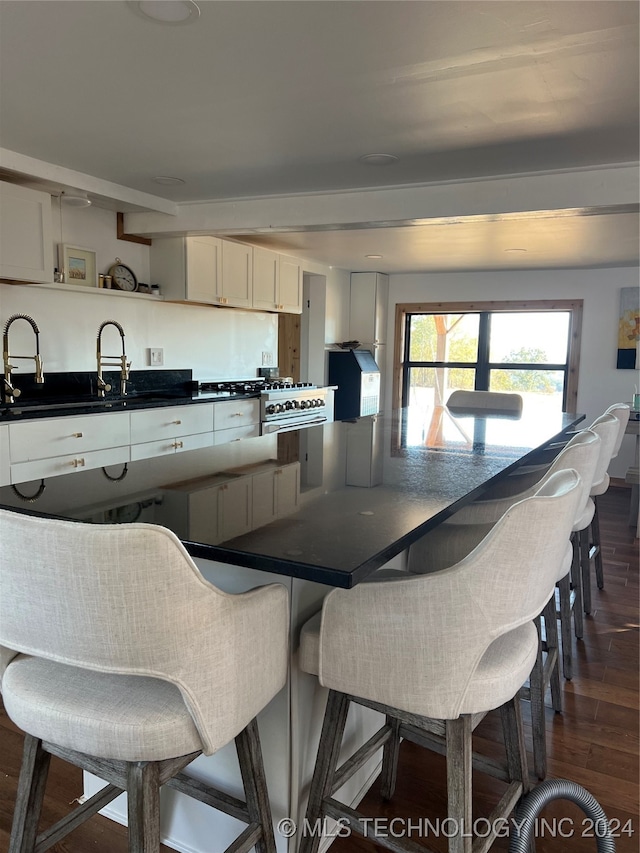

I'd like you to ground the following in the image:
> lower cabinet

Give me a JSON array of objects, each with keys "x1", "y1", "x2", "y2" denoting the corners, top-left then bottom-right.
[
  {"x1": 130, "y1": 403, "x2": 215, "y2": 462},
  {"x1": 161, "y1": 461, "x2": 300, "y2": 545},
  {"x1": 8, "y1": 412, "x2": 130, "y2": 483}
]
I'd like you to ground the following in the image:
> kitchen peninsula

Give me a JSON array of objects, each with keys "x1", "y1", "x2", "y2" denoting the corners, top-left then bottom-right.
[{"x1": 0, "y1": 405, "x2": 583, "y2": 852}]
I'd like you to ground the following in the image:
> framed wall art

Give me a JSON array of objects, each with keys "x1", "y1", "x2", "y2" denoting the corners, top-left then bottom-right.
[
  {"x1": 58, "y1": 244, "x2": 97, "y2": 287},
  {"x1": 616, "y1": 286, "x2": 640, "y2": 369}
]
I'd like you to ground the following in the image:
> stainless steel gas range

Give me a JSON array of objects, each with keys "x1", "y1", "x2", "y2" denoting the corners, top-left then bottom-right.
[{"x1": 198, "y1": 379, "x2": 334, "y2": 434}]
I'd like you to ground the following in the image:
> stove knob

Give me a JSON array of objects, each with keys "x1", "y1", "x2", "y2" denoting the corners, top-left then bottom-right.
[
  {"x1": 300, "y1": 400, "x2": 309, "y2": 409},
  {"x1": 274, "y1": 403, "x2": 284, "y2": 413},
  {"x1": 266, "y1": 404, "x2": 276, "y2": 415},
  {"x1": 285, "y1": 400, "x2": 294, "y2": 410},
  {"x1": 311, "y1": 399, "x2": 319, "y2": 407},
  {"x1": 316, "y1": 398, "x2": 324, "y2": 407},
  {"x1": 292, "y1": 400, "x2": 300, "y2": 409}
]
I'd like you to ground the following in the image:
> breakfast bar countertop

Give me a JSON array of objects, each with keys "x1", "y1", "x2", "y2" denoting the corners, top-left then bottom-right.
[{"x1": 0, "y1": 406, "x2": 584, "y2": 587}]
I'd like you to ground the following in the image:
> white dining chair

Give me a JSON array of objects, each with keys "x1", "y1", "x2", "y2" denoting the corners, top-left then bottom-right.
[
  {"x1": 0, "y1": 509, "x2": 289, "y2": 853},
  {"x1": 298, "y1": 470, "x2": 582, "y2": 853},
  {"x1": 446, "y1": 389, "x2": 523, "y2": 416}
]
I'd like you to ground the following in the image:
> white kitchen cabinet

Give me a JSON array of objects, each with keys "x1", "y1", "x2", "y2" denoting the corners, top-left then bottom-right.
[
  {"x1": 253, "y1": 248, "x2": 302, "y2": 314},
  {"x1": 8, "y1": 413, "x2": 130, "y2": 482},
  {"x1": 150, "y1": 236, "x2": 222, "y2": 305},
  {"x1": 277, "y1": 255, "x2": 303, "y2": 314},
  {"x1": 345, "y1": 415, "x2": 383, "y2": 487},
  {"x1": 0, "y1": 425, "x2": 10, "y2": 486},
  {"x1": 218, "y1": 477, "x2": 253, "y2": 540},
  {"x1": 220, "y1": 239, "x2": 253, "y2": 308},
  {"x1": 349, "y1": 272, "x2": 389, "y2": 352},
  {"x1": 0, "y1": 180, "x2": 53, "y2": 283},
  {"x1": 130, "y1": 404, "x2": 214, "y2": 461},
  {"x1": 251, "y1": 462, "x2": 300, "y2": 527},
  {"x1": 9, "y1": 412, "x2": 130, "y2": 464},
  {"x1": 213, "y1": 398, "x2": 260, "y2": 445}
]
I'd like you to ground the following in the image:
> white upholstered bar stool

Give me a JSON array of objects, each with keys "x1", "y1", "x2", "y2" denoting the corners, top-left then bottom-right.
[
  {"x1": 0, "y1": 510, "x2": 289, "y2": 853},
  {"x1": 298, "y1": 470, "x2": 582, "y2": 853},
  {"x1": 588, "y1": 403, "x2": 631, "y2": 598},
  {"x1": 405, "y1": 432, "x2": 599, "y2": 779},
  {"x1": 581, "y1": 412, "x2": 623, "y2": 613},
  {"x1": 446, "y1": 389, "x2": 523, "y2": 416}
]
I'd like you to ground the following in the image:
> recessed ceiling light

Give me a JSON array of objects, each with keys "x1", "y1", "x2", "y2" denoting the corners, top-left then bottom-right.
[
  {"x1": 152, "y1": 176, "x2": 186, "y2": 186},
  {"x1": 358, "y1": 153, "x2": 398, "y2": 166},
  {"x1": 504, "y1": 248, "x2": 528, "y2": 253},
  {"x1": 134, "y1": 1, "x2": 200, "y2": 24},
  {"x1": 365, "y1": 254, "x2": 383, "y2": 259}
]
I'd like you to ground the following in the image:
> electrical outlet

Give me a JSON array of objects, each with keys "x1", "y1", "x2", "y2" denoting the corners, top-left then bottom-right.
[
  {"x1": 148, "y1": 347, "x2": 164, "y2": 366},
  {"x1": 262, "y1": 351, "x2": 274, "y2": 366}
]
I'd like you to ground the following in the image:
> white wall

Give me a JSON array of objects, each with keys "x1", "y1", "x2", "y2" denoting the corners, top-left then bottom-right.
[
  {"x1": 384, "y1": 267, "x2": 640, "y2": 479},
  {"x1": 1, "y1": 198, "x2": 350, "y2": 383}
]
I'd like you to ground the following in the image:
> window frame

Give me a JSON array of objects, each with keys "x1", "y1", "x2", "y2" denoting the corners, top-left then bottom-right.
[{"x1": 393, "y1": 299, "x2": 583, "y2": 413}]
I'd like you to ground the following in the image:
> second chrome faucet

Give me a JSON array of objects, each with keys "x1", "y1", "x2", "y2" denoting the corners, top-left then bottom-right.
[{"x1": 96, "y1": 320, "x2": 131, "y2": 397}]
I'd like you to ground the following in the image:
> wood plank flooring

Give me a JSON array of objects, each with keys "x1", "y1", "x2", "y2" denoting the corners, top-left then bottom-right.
[{"x1": 1, "y1": 487, "x2": 637, "y2": 853}]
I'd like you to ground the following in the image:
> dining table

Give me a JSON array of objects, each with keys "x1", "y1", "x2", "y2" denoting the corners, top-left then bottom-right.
[{"x1": 0, "y1": 402, "x2": 585, "y2": 853}]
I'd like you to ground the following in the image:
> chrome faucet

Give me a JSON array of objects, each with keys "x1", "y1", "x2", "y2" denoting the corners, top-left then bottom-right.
[
  {"x1": 96, "y1": 320, "x2": 131, "y2": 397},
  {"x1": 3, "y1": 313, "x2": 44, "y2": 403}
]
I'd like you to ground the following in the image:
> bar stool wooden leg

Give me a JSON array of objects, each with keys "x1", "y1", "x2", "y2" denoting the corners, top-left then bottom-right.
[
  {"x1": 9, "y1": 735, "x2": 51, "y2": 853},
  {"x1": 236, "y1": 718, "x2": 277, "y2": 853},
  {"x1": 557, "y1": 573, "x2": 573, "y2": 680},
  {"x1": 529, "y1": 615, "x2": 547, "y2": 780},
  {"x1": 580, "y1": 526, "x2": 593, "y2": 615},
  {"x1": 543, "y1": 597, "x2": 562, "y2": 714},
  {"x1": 500, "y1": 696, "x2": 530, "y2": 794},
  {"x1": 127, "y1": 761, "x2": 161, "y2": 853},
  {"x1": 570, "y1": 533, "x2": 584, "y2": 638},
  {"x1": 445, "y1": 715, "x2": 473, "y2": 853},
  {"x1": 299, "y1": 691, "x2": 350, "y2": 853},
  {"x1": 380, "y1": 715, "x2": 401, "y2": 801},
  {"x1": 592, "y1": 497, "x2": 605, "y2": 589}
]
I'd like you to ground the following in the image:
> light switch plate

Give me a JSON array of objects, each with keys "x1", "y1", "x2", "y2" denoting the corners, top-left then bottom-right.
[
  {"x1": 262, "y1": 351, "x2": 274, "y2": 366},
  {"x1": 148, "y1": 347, "x2": 164, "y2": 366}
]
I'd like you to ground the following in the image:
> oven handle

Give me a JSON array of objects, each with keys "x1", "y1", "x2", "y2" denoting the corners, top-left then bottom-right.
[{"x1": 262, "y1": 416, "x2": 327, "y2": 434}]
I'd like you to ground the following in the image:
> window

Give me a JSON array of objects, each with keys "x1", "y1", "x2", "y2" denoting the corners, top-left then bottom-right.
[{"x1": 393, "y1": 300, "x2": 582, "y2": 444}]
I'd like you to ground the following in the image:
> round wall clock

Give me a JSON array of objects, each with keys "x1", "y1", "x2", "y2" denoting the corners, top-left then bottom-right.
[{"x1": 108, "y1": 258, "x2": 138, "y2": 292}]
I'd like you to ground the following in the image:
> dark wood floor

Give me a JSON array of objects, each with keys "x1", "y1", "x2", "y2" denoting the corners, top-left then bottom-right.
[{"x1": 1, "y1": 487, "x2": 638, "y2": 853}]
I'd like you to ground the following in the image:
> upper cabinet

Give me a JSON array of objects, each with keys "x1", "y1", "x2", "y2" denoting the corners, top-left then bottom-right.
[
  {"x1": 151, "y1": 238, "x2": 301, "y2": 314},
  {"x1": 0, "y1": 181, "x2": 53, "y2": 283},
  {"x1": 349, "y1": 272, "x2": 389, "y2": 349},
  {"x1": 150, "y1": 236, "x2": 222, "y2": 305}
]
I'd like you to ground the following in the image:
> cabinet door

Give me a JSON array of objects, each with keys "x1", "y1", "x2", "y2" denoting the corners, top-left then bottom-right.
[
  {"x1": 212, "y1": 399, "x2": 259, "y2": 431},
  {"x1": 185, "y1": 237, "x2": 222, "y2": 304},
  {"x1": 275, "y1": 462, "x2": 300, "y2": 516},
  {"x1": 252, "y1": 470, "x2": 278, "y2": 528},
  {"x1": 188, "y1": 488, "x2": 220, "y2": 544},
  {"x1": 0, "y1": 181, "x2": 53, "y2": 283},
  {"x1": 277, "y1": 256, "x2": 303, "y2": 314},
  {"x1": 11, "y1": 445, "x2": 130, "y2": 483},
  {"x1": 9, "y1": 412, "x2": 130, "y2": 463},
  {"x1": 252, "y1": 247, "x2": 279, "y2": 311},
  {"x1": 349, "y1": 272, "x2": 388, "y2": 346},
  {"x1": 130, "y1": 404, "x2": 213, "y2": 445},
  {"x1": 220, "y1": 241, "x2": 253, "y2": 308},
  {"x1": 218, "y1": 478, "x2": 252, "y2": 540}
]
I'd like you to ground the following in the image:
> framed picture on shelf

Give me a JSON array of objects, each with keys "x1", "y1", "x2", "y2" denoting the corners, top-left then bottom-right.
[{"x1": 58, "y1": 244, "x2": 97, "y2": 287}]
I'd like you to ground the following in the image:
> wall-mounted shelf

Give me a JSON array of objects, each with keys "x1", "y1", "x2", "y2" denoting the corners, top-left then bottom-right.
[{"x1": 0, "y1": 280, "x2": 164, "y2": 300}]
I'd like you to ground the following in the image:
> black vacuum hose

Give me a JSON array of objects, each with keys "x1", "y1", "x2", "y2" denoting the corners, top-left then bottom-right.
[{"x1": 509, "y1": 779, "x2": 616, "y2": 852}]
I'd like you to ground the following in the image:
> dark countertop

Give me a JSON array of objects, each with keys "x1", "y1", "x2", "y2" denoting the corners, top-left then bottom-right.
[
  {"x1": 0, "y1": 406, "x2": 584, "y2": 587},
  {"x1": 0, "y1": 389, "x2": 255, "y2": 422}
]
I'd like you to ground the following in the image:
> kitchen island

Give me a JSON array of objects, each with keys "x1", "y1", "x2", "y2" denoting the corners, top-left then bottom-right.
[{"x1": 0, "y1": 405, "x2": 583, "y2": 852}]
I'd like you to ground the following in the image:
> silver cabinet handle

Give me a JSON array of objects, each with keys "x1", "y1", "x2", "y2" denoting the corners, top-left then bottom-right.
[
  {"x1": 71, "y1": 458, "x2": 85, "y2": 468},
  {"x1": 73, "y1": 432, "x2": 83, "y2": 438}
]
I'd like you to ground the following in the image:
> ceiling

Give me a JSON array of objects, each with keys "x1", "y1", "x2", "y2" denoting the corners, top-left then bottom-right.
[{"x1": 0, "y1": 0, "x2": 638, "y2": 273}]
